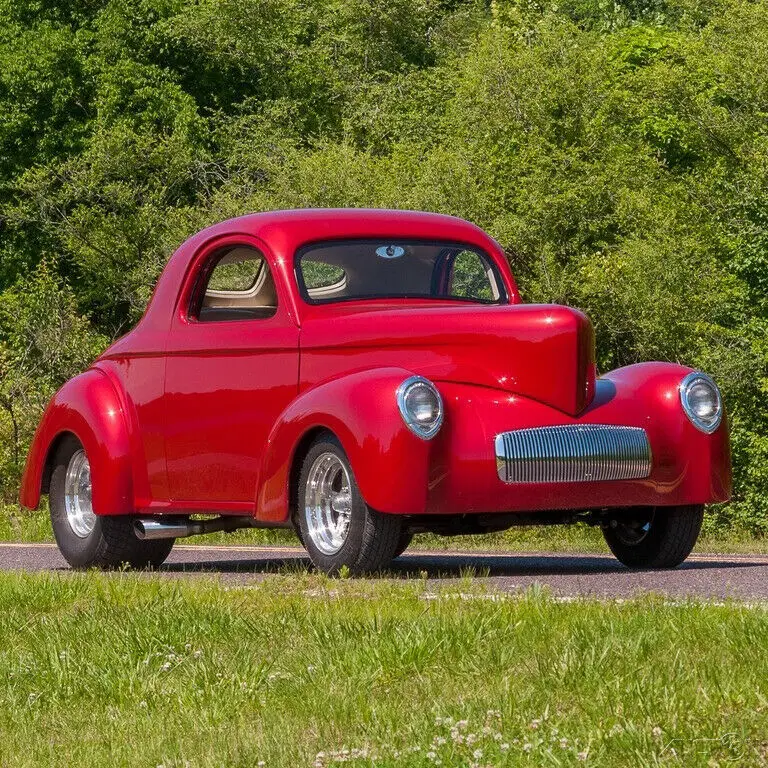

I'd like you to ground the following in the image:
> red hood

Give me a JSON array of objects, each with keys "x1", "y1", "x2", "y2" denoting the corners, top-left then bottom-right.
[{"x1": 300, "y1": 302, "x2": 596, "y2": 416}]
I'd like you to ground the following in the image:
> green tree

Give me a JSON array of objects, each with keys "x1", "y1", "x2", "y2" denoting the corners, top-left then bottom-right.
[
  {"x1": 2, "y1": 0, "x2": 768, "y2": 532},
  {"x1": 0, "y1": 262, "x2": 106, "y2": 500}
]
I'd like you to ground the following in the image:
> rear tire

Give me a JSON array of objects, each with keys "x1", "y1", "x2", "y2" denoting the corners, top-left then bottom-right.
[
  {"x1": 602, "y1": 505, "x2": 703, "y2": 569},
  {"x1": 49, "y1": 436, "x2": 174, "y2": 569},
  {"x1": 296, "y1": 434, "x2": 402, "y2": 575}
]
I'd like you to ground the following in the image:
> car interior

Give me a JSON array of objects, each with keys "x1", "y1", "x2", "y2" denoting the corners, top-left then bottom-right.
[
  {"x1": 299, "y1": 241, "x2": 503, "y2": 304},
  {"x1": 193, "y1": 242, "x2": 503, "y2": 322},
  {"x1": 197, "y1": 246, "x2": 278, "y2": 321}
]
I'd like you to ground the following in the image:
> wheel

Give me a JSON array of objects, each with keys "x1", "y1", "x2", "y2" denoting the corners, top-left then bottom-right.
[
  {"x1": 296, "y1": 434, "x2": 402, "y2": 575},
  {"x1": 49, "y1": 436, "x2": 174, "y2": 569},
  {"x1": 393, "y1": 532, "x2": 413, "y2": 559},
  {"x1": 602, "y1": 505, "x2": 704, "y2": 569}
]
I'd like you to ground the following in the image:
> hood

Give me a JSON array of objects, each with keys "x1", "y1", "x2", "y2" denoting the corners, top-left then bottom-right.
[{"x1": 300, "y1": 302, "x2": 597, "y2": 416}]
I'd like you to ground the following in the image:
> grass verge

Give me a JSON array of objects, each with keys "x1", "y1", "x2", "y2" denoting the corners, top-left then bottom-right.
[{"x1": 0, "y1": 571, "x2": 766, "y2": 767}]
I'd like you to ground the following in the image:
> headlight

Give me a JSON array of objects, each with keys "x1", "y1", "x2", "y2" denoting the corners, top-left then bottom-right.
[
  {"x1": 680, "y1": 372, "x2": 722, "y2": 434},
  {"x1": 397, "y1": 376, "x2": 444, "y2": 440}
]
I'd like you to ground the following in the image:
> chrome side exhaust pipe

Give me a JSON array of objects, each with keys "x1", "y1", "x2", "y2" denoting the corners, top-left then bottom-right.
[
  {"x1": 134, "y1": 519, "x2": 202, "y2": 540},
  {"x1": 134, "y1": 516, "x2": 254, "y2": 541}
]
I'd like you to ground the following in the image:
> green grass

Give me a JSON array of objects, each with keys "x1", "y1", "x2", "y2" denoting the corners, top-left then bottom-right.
[
  {"x1": 4, "y1": 503, "x2": 768, "y2": 554},
  {"x1": 0, "y1": 503, "x2": 52, "y2": 543},
  {"x1": 0, "y1": 571, "x2": 766, "y2": 766}
]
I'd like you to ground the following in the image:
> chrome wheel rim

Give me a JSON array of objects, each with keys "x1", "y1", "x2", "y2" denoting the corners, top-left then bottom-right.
[
  {"x1": 64, "y1": 449, "x2": 97, "y2": 538},
  {"x1": 304, "y1": 452, "x2": 353, "y2": 555}
]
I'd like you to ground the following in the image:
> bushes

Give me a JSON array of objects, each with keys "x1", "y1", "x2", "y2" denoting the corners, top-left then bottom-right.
[
  {"x1": 1, "y1": 0, "x2": 767, "y2": 531},
  {"x1": 0, "y1": 262, "x2": 106, "y2": 498}
]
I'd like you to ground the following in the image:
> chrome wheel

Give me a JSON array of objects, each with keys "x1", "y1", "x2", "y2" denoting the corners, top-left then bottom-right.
[
  {"x1": 63, "y1": 449, "x2": 97, "y2": 538},
  {"x1": 303, "y1": 452, "x2": 353, "y2": 555}
]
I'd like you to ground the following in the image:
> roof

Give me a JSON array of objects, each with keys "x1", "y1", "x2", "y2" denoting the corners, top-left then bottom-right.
[
  {"x1": 208, "y1": 208, "x2": 498, "y2": 251},
  {"x1": 109, "y1": 209, "x2": 514, "y2": 345}
]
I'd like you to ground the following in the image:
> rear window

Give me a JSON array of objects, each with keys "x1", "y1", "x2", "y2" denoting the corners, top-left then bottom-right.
[{"x1": 296, "y1": 240, "x2": 506, "y2": 305}]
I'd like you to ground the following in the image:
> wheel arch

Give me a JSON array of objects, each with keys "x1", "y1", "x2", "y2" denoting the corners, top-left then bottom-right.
[
  {"x1": 255, "y1": 368, "x2": 435, "y2": 523},
  {"x1": 20, "y1": 369, "x2": 135, "y2": 515},
  {"x1": 40, "y1": 430, "x2": 79, "y2": 495},
  {"x1": 287, "y1": 426, "x2": 334, "y2": 523}
]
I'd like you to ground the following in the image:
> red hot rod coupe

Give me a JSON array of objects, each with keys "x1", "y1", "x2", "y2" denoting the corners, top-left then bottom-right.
[{"x1": 20, "y1": 209, "x2": 731, "y2": 573}]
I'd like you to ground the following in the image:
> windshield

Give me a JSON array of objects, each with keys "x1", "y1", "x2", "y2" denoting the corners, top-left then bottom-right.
[{"x1": 296, "y1": 240, "x2": 506, "y2": 305}]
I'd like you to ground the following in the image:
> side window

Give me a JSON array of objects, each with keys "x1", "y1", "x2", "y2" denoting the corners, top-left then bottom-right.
[
  {"x1": 449, "y1": 250, "x2": 498, "y2": 302},
  {"x1": 194, "y1": 246, "x2": 278, "y2": 322}
]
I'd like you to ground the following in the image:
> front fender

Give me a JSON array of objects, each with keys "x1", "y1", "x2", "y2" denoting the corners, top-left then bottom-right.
[
  {"x1": 255, "y1": 367, "x2": 433, "y2": 522},
  {"x1": 424, "y1": 361, "x2": 731, "y2": 514},
  {"x1": 600, "y1": 361, "x2": 732, "y2": 500},
  {"x1": 20, "y1": 369, "x2": 134, "y2": 515}
]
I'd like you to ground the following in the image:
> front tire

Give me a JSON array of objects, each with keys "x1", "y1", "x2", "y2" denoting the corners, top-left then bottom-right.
[
  {"x1": 296, "y1": 435, "x2": 402, "y2": 575},
  {"x1": 393, "y1": 532, "x2": 413, "y2": 559},
  {"x1": 50, "y1": 436, "x2": 174, "y2": 569},
  {"x1": 602, "y1": 505, "x2": 704, "y2": 569}
]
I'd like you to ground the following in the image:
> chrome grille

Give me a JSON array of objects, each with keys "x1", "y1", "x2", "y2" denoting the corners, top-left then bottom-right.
[{"x1": 495, "y1": 424, "x2": 651, "y2": 484}]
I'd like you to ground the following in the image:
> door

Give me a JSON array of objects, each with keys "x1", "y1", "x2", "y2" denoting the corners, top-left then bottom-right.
[{"x1": 163, "y1": 238, "x2": 300, "y2": 507}]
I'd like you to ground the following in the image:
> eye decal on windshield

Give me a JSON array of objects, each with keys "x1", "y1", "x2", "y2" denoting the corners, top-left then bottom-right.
[{"x1": 376, "y1": 244, "x2": 405, "y2": 259}]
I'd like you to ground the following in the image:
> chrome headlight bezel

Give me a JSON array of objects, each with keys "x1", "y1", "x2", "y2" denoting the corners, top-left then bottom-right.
[
  {"x1": 396, "y1": 376, "x2": 444, "y2": 440},
  {"x1": 680, "y1": 371, "x2": 723, "y2": 434}
]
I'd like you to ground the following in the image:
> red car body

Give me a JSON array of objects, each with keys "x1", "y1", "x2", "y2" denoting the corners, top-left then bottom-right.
[{"x1": 20, "y1": 209, "x2": 731, "y2": 530}]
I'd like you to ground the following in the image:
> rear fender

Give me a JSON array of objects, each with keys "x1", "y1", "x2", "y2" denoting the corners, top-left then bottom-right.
[
  {"x1": 19, "y1": 369, "x2": 134, "y2": 515},
  {"x1": 255, "y1": 367, "x2": 433, "y2": 522}
]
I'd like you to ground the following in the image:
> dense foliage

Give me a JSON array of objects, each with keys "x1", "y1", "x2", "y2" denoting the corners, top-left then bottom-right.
[{"x1": 1, "y1": 0, "x2": 767, "y2": 532}]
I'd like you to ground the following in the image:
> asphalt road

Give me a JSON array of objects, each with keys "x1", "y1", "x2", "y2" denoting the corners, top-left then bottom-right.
[{"x1": 1, "y1": 542, "x2": 767, "y2": 600}]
